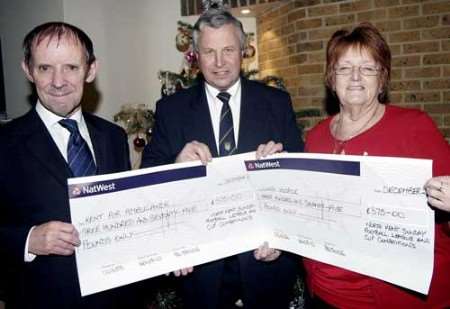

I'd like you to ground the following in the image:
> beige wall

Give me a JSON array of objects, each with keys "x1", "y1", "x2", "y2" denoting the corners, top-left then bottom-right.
[
  {"x1": 0, "y1": 0, "x2": 186, "y2": 120},
  {"x1": 0, "y1": 0, "x2": 63, "y2": 118},
  {"x1": 64, "y1": 0, "x2": 188, "y2": 120},
  {"x1": 0, "y1": 0, "x2": 257, "y2": 122}
]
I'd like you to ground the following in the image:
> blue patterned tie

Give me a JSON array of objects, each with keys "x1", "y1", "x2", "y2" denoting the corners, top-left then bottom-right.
[
  {"x1": 59, "y1": 119, "x2": 96, "y2": 177},
  {"x1": 217, "y1": 92, "x2": 236, "y2": 156}
]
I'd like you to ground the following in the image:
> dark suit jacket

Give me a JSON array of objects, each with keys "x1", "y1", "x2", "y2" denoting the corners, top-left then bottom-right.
[
  {"x1": 0, "y1": 108, "x2": 131, "y2": 309},
  {"x1": 141, "y1": 78, "x2": 304, "y2": 309}
]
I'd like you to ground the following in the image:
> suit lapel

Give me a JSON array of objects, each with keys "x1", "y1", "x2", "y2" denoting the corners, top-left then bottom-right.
[
  {"x1": 184, "y1": 84, "x2": 218, "y2": 157},
  {"x1": 237, "y1": 78, "x2": 267, "y2": 153},
  {"x1": 25, "y1": 110, "x2": 72, "y2": 186},
  {"x1": 84, "y1": 114, "x2": 108, "y2": 175}
]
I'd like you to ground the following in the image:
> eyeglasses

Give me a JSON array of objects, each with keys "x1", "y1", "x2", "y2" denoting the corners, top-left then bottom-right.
[{"x1": 334, "y1": 65, "x2": 380, "y2": 76}]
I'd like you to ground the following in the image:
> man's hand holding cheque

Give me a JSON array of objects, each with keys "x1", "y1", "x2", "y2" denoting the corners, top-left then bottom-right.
[
  {"x1": 29, "y1": 221, "x2": 80, "y2": 256},
  {"x1": 172, "y1": 141, "x2": 284, "y2": 277}
]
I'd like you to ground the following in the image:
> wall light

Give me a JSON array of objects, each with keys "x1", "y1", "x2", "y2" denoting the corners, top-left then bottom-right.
[{"x1": 241, "y1": 8, "x2": 251, "y2": 15}]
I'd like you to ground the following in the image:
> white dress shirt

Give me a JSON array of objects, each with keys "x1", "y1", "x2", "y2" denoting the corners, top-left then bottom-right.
[
  {"x1": 24, "y1": 102, "x2": 95, "y2": 261},
  {"x1": 205, "y1": 79, "x2": 242, "y2": 154},
  {"x1": 35, "y1": 101, "x2": 95, "y2": 161}
]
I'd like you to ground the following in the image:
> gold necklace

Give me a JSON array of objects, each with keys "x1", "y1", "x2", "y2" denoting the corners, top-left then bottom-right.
[{"x1": 332, "y1": 104, "x2": 381, "y2": 154}]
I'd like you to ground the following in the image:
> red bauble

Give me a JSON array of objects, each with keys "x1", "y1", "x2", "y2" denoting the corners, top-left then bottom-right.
[
  {"x1": 185, "y1": 50, "x2": 197, "y2": 64},
  {"x1": 133, "y1": 136, "x2": 146, "y2": 148}
]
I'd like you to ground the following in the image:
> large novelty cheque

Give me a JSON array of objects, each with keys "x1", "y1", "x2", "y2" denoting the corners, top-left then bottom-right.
[{"x1": 68, "y1": 152, "x2": 433, "y2": 296}]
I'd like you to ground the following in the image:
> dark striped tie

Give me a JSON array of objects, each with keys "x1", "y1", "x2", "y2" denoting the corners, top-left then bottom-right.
[
  {"x1": 59, "y1": 119, "x2": 96, "y2": 177},
  {"x1": 217, "y1": 92, "x2": 236, "y2": 156}
]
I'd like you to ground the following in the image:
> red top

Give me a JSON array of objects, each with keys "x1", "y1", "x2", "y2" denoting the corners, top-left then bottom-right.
[{"x1": 304, "y1": 105, "x2": 450, "y2": 308}]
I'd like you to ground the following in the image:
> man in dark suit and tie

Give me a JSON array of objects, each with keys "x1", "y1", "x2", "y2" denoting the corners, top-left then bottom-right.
[
  {"x1": 0, "y1": 22, "x2": 139, "y2": 308},
  {"x1": 141, "y1": 8, "x2": 304, "y2": 309}
]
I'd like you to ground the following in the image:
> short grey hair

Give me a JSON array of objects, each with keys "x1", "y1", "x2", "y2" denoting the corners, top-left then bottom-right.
[{"x1": 192, "y1": 8, "x2": 246, "y2": 52}]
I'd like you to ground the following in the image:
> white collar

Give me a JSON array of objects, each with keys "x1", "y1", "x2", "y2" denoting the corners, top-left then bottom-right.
[
  {"x1": 35, "y1": 101, "x2": 83, "y2": 127},
  {"x1": 205, "y1": 79, "x2": 241, "y2": 99}
]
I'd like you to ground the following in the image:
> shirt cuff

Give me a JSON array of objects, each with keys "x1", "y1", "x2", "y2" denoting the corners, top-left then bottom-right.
[{"x1": 24, "y1": 226, "x2": 37, "y2": 262}]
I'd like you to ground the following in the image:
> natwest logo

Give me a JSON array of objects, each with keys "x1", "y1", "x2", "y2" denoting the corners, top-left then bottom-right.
[
  {"x1": 81, "y1": 182, "x2": 116, "y2": 194},
  {"x1": 246, "y1": 160, "x2": 280, "y2": 170},
  {"x1": 71, "y1": 186, "x2": 82, "y2": 196}
]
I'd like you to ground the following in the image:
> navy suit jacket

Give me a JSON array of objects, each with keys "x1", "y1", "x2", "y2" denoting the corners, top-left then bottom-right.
[
  {"x1": 142, "y1": 78, "x2": 303, "y2": 165},
  {"x1": 141, "y1": 78, "x2": 304, "y2": 308},
  {"x1": 0, "y1": 108, "x2": 131, "y2": 309}
]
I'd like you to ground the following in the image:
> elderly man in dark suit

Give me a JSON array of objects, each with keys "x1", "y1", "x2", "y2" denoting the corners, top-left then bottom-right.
[
  {"x1": 0, "y1": 22, "x2": 140, "y2": 308},
  {"x1": 141, "y1": 8, "x2": 304, "y2": 309}
]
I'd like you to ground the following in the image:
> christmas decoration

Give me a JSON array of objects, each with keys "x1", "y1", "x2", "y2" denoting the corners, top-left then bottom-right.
[
  {"x1": 133, "y1": 136, "x2": 146, "y2": 148},
  {"x1": 202, "y1": 0, "x2": 225, "y2": 11},
  {"x1": 148, "y1": 289, "x2": 183, "y2": 309},
  {"x1": 184, "y1": 50, "x2": 196, "y2": 64},
  {"x1": 158, "y1": 21, "x2": 285, "y2": 97},
  {"x1": 114, "y1": 104, "x2": 154, "y2": 169},
  {"x1": 113, "y1": 103, "x2": 154, "y2": 137},
  {"x1": 176, "y1": 21, "x2": 193, "y2": 52},
  {"x1": 159, "y1": 21, "x2": 201, "y2": 97},
  {"x1": 243, "y1": 33, "x2": 256, "y2": 59}
]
